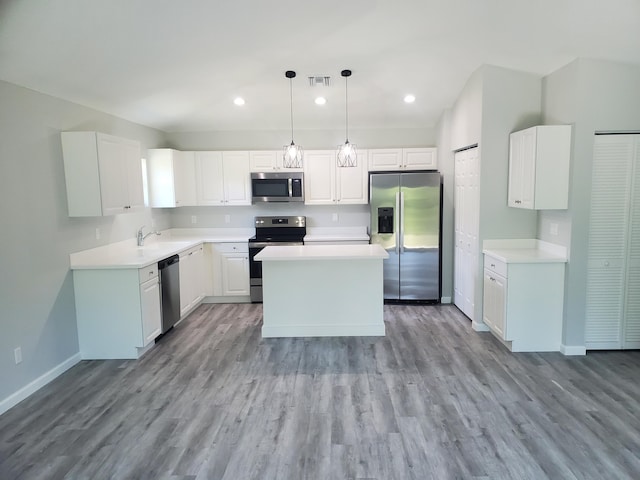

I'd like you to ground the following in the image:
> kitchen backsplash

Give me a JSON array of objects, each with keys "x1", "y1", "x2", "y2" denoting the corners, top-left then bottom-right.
[{"x1": 167, "y1": 204, "x2": 370, "y2": 229}]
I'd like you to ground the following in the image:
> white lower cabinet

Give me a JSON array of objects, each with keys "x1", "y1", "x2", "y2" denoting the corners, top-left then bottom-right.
[
  {"x1": 140, "y1": 275, "x2": 162, "y2": 345},
  {"x1": 482, "y1": 255, "x2": 564, "y2": 352},
  {"x1": 74, "y1": 264, "x2": 162, "y2": 359},
  {"x1": 179, "y1": 244, "x2": 206, "y2": 317},
  {"x1": 209, "y1": 243, "x2": 250, "y2": 297}
]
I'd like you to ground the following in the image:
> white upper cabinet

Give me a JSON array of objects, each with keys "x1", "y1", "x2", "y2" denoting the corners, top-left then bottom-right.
[
  {"x1": 304, "y1": 150, "x2": 368, "y2": 205},
  {"x1": 368, "y1": 147, "x2": 437, "y2": 171},
  {"x1": 147, "y1": 149, "x2": 197, "y2": 208},
  {"x1": 508, "y1": 125, "x2": 571, "y2": 210},
  {"x1": 62, "y1": 131, "x2": 144, "y2": 216},
  {"x1": 195, "y1": 151, "x2": 251, "y2": 206},
  {"x1": 249, "y1": 150, "x2": 303, "y2": 172}
]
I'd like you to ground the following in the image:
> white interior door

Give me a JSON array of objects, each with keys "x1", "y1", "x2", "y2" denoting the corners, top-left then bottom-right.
[{"x1": 454, "y1": 147, "x2": 480, "y2": 320}]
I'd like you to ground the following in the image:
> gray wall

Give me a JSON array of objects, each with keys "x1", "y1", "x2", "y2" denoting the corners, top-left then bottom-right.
[
  {"x1": 440, "y1": 64, "x2": 542, "y2": 322},
  {"x1": 540, "y1": 58, "x2": 640, "y2": 348},
  {"x1": 436, "y1": 110, "x2": 454, "y2": 301},
  {"x1": 0, "y1": 80, "x2": 170, "y2": 404}
]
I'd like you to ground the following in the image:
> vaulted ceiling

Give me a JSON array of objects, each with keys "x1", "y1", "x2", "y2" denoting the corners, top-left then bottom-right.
[{"x1": 1, "y1": 1, "x2": 639, "y2": 133}]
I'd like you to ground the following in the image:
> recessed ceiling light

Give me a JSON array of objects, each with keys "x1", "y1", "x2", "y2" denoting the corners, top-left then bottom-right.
[
  {"x1": 404, "y1": 94, "x2": 416, "y2": 104},
  {"x1": 234, "y1": 97, "x2": 245, "y2": 106},
  {"x1": 315, "y1": 97, "x2": 327, "y2": 105}
]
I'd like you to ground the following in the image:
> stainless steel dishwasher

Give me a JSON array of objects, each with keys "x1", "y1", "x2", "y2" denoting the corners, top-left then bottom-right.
[{"x1": 158, "y1": 255, "x2": 180, "y2": 334}]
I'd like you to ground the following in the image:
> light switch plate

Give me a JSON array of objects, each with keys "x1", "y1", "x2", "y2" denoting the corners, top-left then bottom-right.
[
  {"x1": 225, "y1": 214, "x2": 231, "y2": 224},
  {"x1": 95, "y1": 228, "x2": 101, "y2": 240},
  {"x1": 191, "y1": 215, "x2": 197, "y2": 224},
  {"x1": 332, "y1": 213, "x2": 339, "y2": 222},
  {"x1": 550, "y1": 222, "x2": 559, "y2": 236},
  {"x1": 14, "y1": 347, "x2": 22, "y2": 364}
]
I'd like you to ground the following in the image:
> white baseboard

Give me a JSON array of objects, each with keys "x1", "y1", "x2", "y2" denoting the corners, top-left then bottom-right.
[
  {"x1": 441, "y1": 296, "x2": 452, "y2": 304},
  {"x1": 262, "y1": 323, "x2": 386, "y2": 338},
  {"x1": 472, "y1": 320, "x2": 490, "y2": 332},
  {"x1": 560, "y1": 344, "x2": 587, "y2": 356},
  {"x1": 0, "y1": 353, "x2": 82, "y2": 416}
]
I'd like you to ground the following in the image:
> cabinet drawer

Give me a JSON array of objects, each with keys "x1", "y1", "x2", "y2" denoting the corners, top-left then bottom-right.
[
  {"x1": 213, "y1": 242, "x2": 248, "y2": 254},
  {"x1": 139, "y1": 264, "x2": 158, "y2": 283},
  {"x1": 180, "y1": 244, "x2": 203, "y2": 258},
  {"x1": 485, "y1": 256, "x2": 507, "y2": 277}
]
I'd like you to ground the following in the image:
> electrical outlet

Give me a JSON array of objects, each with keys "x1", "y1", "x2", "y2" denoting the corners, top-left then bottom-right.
[
  {"x1": 550, "y1": 222, "x2": 559, "y2": 236},
  {"x1": 332, "y1": 213, "x2": 339, "y2": 222},
  {"x1": 224, "y1": 214, "x2": 231, "y2": 224},
  {"x1": 14, "y1": 347, "x2": 22, "y2": 364},
  {"x1": 95, "y1": 228, "x2": 101, "y2": 240},
  {"x1": 191, "y1": 215, "x2": 197, "y2": 224},
  {"x1": 151, "y1": 218, "x2": 156, "y2": 228}
]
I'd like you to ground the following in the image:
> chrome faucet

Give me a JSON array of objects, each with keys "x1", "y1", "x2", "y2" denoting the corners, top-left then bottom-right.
[{"x1": 137, "y1": 225, "x2": 161, "y2": 246}]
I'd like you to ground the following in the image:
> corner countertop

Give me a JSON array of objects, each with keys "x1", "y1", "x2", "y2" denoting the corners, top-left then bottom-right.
[
  {"x1": 70, "y1": 228, "x2": 253, "y2": 270},
  {"x1": 255, "y1": 244, "x2": 389, "y2": 261},
  {"x1": 482, "y1": 239, "x2": 568, "y2": 264},
  {"x1": 303, "y1": 226, "x2": 369, "y2": 243}
]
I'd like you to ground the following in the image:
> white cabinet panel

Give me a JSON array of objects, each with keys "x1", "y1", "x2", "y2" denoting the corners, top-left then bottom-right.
[
  {"x1": 369, "y1": 148, "x2": 437, "y2": 171},
  {"x1": 179, "y1": 244, "x2": 205, "y2": 317},
  {"x1": 249, "y1": 150, "x2": 303, "y2": 172},
  {"x1": 61, "y1": 131, "x2": 143, "y2": 217},
  {"x1": 147, "y1": 149, "x2": 197, "y2": 208},
  {"x1": 483, "y1": 254, "x2": 564, "y2": 352},
  {"x1": 195, "y1": 151, "x2": 250, "y2": 206},
  {"x1": 140, "y1": 276, "x2": 162, "y2": 346},
  {"x1": 210, "y1": 243, "x2": 250, "y2": 297},
  {"x1": 304, "y1": 150, "x2": 367, "y2": 205},
  {"x1": 508, "y1": 125, "x2": 571, "y2": 210}
]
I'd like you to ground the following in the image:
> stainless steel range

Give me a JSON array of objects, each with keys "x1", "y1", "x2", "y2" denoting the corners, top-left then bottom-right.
[{"x1": 248, "y1": 215, "x2": 306, "y2": 302}]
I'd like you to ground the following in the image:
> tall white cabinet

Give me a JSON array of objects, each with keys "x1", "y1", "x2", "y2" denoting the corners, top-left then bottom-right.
[
  {"x1": 585, "y1": 134, "x2": 640, "y2": 350},
  {"x1": 454, "y1": 147, "x2": 480, "y2": 320}
]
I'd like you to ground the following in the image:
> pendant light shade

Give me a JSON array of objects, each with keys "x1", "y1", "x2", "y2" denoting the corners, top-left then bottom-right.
[
  {"x1": 337, "y1": 69, "x2": 357, "y2": 167},
  {"x1": 283, "y1": 70, "x2": 303, "y2": 168}
]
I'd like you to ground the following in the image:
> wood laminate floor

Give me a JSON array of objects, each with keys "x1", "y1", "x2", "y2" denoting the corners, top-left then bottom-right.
[{"x1": 1, "y1": 304, "x2": 640, "y2": 479}]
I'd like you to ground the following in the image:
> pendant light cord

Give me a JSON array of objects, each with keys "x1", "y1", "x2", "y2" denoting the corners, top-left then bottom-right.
[
  {"x1": 289, "y1": 77, "x2": 294, "y2": 143},
  {"x1": 344, "y1": 75, "x2": 349, "y2": 143}
]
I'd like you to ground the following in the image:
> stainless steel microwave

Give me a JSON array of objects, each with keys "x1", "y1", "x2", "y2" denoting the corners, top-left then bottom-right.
[{"x1": 251, "y1": 172, "x2": 304, "y2": 203}]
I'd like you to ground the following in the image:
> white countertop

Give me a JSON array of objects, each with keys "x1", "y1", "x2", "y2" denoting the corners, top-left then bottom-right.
[
  {"x1": 482, "y1": 239, "x2": 568, "y2": 264},
  {"x1": 70, "y1": 228, "x2": 253, "y2": 270},
  {"x1": 255, "y1": 244, "x2": 389, "y2": 261},
  {"x1": 304, "y1": 226, "x2": 369, "y2": 242}
]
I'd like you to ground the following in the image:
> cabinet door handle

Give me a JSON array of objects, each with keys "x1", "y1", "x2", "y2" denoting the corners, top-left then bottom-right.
[
  {"x1": 490, "y1": 263, "x2": 496, "y2": 268},
  {"x1": 489, "y1": 276, "x2": 496, "y2": 282},
  {"x1": 515, "y1": 200, "x2": 522, "y2": 204}
]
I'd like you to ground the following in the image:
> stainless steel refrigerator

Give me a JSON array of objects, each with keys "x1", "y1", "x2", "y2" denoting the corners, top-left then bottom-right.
[{"x1": 369, "y1": 172, "x2": 441, "y2": 302}]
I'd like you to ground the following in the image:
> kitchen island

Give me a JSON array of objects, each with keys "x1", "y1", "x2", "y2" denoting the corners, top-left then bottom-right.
[{"x1": 255, "y1": 244, "x2": 389, "y2": 338}]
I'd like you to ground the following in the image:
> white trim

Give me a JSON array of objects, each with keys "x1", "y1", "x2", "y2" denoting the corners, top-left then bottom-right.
[
  {"x1": 0, "y1": 353, "x2": 82, "y2": 416},
  {"x1": 441, "y1": 296, "x2": 452, "y2": 304},
  {"x1": 262, "y1": 323, "x2": 385, "y2": 338},
  {"x1": 560, "y1": 344, "x2": 587, "y2": 356},
  {"x1": 472, "y1": 320, "x2": 490, "y2": 332}
]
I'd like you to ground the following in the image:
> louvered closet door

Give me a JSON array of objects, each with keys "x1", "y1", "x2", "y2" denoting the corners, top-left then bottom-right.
[
  {"x1": 585, "y1": 135, "x2": 634, "y2": 349},
  {"x1": 623, "y1": 139, "x2": 640, "y2": 348}
]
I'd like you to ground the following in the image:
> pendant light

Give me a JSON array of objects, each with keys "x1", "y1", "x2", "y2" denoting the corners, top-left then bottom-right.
[
  {"x1": 283, "y1": 70, "x2": 303, "y2": 168},
  {"x1": 337, "y1": 69, "x2": 357, "y2": 167}
]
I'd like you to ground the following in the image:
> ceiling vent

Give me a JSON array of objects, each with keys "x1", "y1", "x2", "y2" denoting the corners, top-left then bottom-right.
[{"x1": 308, "y1": 75, "x2": 331, "y2": 87}]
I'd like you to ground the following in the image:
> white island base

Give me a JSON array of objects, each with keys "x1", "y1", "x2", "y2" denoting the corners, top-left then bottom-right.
[{"x1": 256, "y1": 245, "x2": 389, "y2": 338}]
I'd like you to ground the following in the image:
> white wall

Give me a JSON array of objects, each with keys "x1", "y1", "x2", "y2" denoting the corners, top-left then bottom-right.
[
  {"x1": 540, "y1": 58, "x2": 640, "y2": 348},
  {"x1": 164, "y1": 127, "x2": 436, "y2": 151},
  {"x1": 0, "y1": 80, "x2": 170, "y2": 407}
]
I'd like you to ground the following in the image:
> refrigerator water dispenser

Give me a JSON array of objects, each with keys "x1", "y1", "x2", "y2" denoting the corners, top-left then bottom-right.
[{"x1": 377, "y1": 207, "x2": 394, "y2": 234}]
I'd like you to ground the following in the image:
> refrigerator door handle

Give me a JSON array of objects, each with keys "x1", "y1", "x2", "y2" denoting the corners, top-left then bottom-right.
[
  {"x1": 399, "y1": 191, "x2": 405, "y2": 253},
  {"x1": 395, "y1": 192, "x2": 400, "y2": 254}
]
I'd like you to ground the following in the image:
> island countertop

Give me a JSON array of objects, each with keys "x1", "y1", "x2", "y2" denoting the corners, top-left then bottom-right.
[{"x1": 254, "y1": 244, "x2": 389, "y2": 261}]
